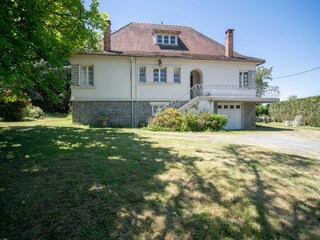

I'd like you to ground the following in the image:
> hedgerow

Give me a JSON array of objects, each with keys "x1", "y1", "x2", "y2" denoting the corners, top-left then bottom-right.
[{"x1": 269, "y1": 96, "x2": 320, "y2": 126}]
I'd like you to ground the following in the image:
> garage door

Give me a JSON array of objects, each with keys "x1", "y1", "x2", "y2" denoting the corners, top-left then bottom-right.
[{"x1": 217, "y1": 103, "x2": 242, "y2": 129}]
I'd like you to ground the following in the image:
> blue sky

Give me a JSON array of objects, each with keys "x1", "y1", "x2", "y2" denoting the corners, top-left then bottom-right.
[{"x1": 94, "y1": 0, "x2": 320, "y2": 100}]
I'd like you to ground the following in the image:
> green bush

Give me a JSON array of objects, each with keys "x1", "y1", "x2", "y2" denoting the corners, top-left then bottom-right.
[
  {"x1": 269, "y1": 96, "x2": 320, "y2": 126},
  {"x1": 180, "y1": 111, "x2": 201, "y2": 131},
  {"x1": 24, "y1": 105, "x2": 44, "y2": 119},
  {"x1": 147, "y1": 109, "x2": 227, "y2": 132},
  {"x1": 148, "y1": 108, "x2": 182, "y2": 131},
  {"x1": 0, "y1": 99, "x2": 28, "y2": 121}
]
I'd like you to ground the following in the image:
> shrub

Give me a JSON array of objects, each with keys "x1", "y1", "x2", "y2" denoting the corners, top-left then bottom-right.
[
  {"x1": 180, "y1": 111, "x2": 200, "y2": 131},
  {"x1": 148, "y1": 108, "x2": 182, "y2": 131},
  {"x1": 0, "y1": 99, "x2": 28, "y2": 121},
  {"x1": 147, "y1": 109, "x2": 227, "y2": 132},
  {"x1": 24, "y1": 105, "x2": 44, "y2": 119}
]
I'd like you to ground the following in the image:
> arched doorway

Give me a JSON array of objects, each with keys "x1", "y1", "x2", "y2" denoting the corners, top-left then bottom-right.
[{"x1": 190, "y1": 69, "x2": 202, "y2": 98}]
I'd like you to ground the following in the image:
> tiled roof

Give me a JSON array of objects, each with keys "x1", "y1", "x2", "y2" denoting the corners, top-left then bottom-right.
[{"x1": 105, "y1": 22, "x2": 264, "y2": 64}]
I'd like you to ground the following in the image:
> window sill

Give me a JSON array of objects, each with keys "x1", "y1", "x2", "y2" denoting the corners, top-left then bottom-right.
[{"x1": 138, "y1": 82, "x2": 181, "y2": 85}]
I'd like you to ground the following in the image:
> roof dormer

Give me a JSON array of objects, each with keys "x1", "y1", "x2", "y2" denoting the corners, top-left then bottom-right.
[{"x1": 152, "y1": 29, "x2": 181, "y2": 45}]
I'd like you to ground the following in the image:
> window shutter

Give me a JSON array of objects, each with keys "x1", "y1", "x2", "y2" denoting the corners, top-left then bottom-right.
[
  {"x1": 71, "y1": 64, "x2": 79, "y2": 86},
  {"x1": 249, "y1": 70, "x2": 256, "y2": 89}
]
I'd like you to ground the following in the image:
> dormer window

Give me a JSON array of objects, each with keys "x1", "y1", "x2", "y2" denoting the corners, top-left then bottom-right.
[{"x1": 156, "y1": 34, "x2": 177, "y2": 45}]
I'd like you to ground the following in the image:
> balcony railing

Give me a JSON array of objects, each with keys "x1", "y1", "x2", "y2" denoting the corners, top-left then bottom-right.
[{"x1": 160, "y1": 84, "x2": 280, "y2": 111}]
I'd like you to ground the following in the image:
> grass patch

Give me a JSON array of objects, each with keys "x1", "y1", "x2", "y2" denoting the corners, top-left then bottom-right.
[{"x1": 1, "y1": 117, "x2": 319, "y2": 239}]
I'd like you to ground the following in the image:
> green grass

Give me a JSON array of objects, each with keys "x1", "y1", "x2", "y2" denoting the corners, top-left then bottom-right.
[{"x1": 1, "y1": 117, "x2": 319, "y2": 239}]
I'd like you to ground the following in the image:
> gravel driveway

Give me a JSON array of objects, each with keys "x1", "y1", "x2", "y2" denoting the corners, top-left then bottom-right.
[{"x1": 151, "y1": 128, "x2": 320, "y2": 159}]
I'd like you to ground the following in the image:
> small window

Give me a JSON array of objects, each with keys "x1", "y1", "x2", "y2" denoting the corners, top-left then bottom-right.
[
  {"x1": 217, "y1": 105, "x2": 222, "y2": 109},
  {"x1": 174, "y1": 67, "x2": 181, "y2": 83},
  {"x1": 139, "y1": 66, "x2": 146, "y2": 82},
  {"x1": 151, "y1": 105, "x2": 165, "y2": 116},
  {"x1": 170, "y1": 36, "x2": 176, "y2": 44},
  {"x1": 224, "y1": 105, "x2": 228, "y2": 109},
  {"x1": 230, "y1": 105, "x2": 235, "y2": 109},
  {"x1": 157, "y1": 35, "x2": 162, "y2": 44},
  {"x1": 153, "y1": 68, "x2": 167, "y2": 82},
  {"x1": 79, "y1": 66, "x2": 94, "y2": 86},
  {"x1": 155, "y1": 34, "x2": 177, "y2": 45},
  {"x1": 236, "y1": 105, "x2": 241, "y2": 109},
  {"x1": 164, "y1": 35, "x2": 169, "y2": 44},
  {"x1": 160, "y1": 69, "x2": 167, "y2": 82}
]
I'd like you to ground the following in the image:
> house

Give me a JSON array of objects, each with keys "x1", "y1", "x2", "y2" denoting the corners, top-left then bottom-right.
[{"x1": 71, "y1": 21, "x2": 280, "y2": 129}]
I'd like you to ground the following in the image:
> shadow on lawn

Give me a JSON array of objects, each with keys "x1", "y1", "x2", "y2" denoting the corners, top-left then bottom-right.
[{"x1": 0, "y1": 126, "x2": 319, "y2": 239}]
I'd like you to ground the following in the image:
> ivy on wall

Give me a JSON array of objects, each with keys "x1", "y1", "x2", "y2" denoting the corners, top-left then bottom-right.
[{"x1": 269, "y1": 96, "x2": 320, "y2": 127}]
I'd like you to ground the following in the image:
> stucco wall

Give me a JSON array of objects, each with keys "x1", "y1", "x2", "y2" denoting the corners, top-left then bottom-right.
[{"x1": 71, "y1": 55, "x2": 257, "y2": 101}]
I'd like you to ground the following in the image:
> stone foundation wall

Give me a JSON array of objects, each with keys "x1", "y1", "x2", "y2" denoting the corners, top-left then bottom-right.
[
  {"x1": 243, "y1": 102, "x2": 256, "y2": 130},
  {"x1": 72, "y1": 101, "x2": 153, "y2": 127}
]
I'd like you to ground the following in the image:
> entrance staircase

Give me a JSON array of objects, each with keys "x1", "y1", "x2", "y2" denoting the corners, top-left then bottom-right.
[{"x1": 160, "y1": 84, "x2": 280, "y2": 112}]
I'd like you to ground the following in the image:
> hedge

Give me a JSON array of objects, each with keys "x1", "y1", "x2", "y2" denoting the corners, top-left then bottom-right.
[{"x1": 269, "y1": 96, "x2": 320, "y2": 126}]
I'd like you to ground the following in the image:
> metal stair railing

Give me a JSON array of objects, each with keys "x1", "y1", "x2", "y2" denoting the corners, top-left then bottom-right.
[{"x1": 160, "y1": 84, "x2": 203, "y2": 111}]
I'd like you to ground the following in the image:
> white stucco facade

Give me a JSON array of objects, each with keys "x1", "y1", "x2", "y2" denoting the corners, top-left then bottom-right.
[{"x1": 71, "y1": 54, "x2": 257, "y2": 102}]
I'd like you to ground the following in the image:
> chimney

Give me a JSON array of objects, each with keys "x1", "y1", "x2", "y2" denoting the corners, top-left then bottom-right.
[
  {"x1": 225, "y1": 29, "x2": 234, "y2": 57},
  {"x1": 104, "y1": 20, "x2": 111, "y2": 51}
]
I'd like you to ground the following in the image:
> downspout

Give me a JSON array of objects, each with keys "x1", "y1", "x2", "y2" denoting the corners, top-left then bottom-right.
[{"x1": 130, "y1": 57, "x2": 134, "y2": 128}]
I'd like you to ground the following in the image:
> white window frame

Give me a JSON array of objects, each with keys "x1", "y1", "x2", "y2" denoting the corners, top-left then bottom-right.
[
  {"x1": 139, "y1": 66, "x2": 146, "y2": 82},
  {"x1": 239, "y1": 71, "x2": 249, "y2": 89},
  {"x1": 155, "y1": 34, "x2": 177, "y2": 45},
  {"x1": 79, "y1": 65, "x2": 94, "y2": 86},
  {"x1": 173, "y1": 67, "x2": 181, "y2": 83},
  {"x1": 153, "y1": 67, "x2": 167, "y2": 83}
]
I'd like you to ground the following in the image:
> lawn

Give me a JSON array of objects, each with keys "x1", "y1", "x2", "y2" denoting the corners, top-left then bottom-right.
[{"x1": 0, "y1": 117, "x2": 319, "y2": 239}]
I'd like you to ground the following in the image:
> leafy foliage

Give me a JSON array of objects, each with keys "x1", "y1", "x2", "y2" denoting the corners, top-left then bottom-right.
[
  {"x1": 256, "y1": 104, "x2": 269, "y2": 116},
  {"x1": 148, "y1": 108, "x2": 227, "y2": 131},
  {"x1": 0, "y1": 0, "x2": 108, "y2": 100},
  {"x1": 287, "y1": 95, "x2": 298, "y2": 101},
  {"x1": 0, "y1": 93, "x2": 29, "y2": 121},
  {"x1": 256, "y1": 66, "x2": 273, "y2": 90},
  {"x1": 148, "y1": 108, "x2": 182, "y2": 131},
  {"x1": 269, "y1": 96, "x2": 320, "y2": 126},
  {"x1": 23, "y1": 105, "x2": 44, "y2": 119}
]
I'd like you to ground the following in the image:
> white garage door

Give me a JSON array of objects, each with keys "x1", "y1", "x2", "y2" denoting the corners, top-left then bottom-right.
[{"x1": 217, "y1": 103, "x2": 242, "y2": 129}]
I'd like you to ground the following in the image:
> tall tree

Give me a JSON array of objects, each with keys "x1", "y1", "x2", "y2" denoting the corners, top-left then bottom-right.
[
  {"x1": 0, "y1": 0, "x2": 108, "y2": 100},
  {"x1": 256, "y1": 66, "x2": 273, "y2": 90}
]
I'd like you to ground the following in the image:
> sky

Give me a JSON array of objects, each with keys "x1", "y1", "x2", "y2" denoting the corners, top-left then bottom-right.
[{"x1": 92, "y1": 0, "x2": 320, "y2": 100}]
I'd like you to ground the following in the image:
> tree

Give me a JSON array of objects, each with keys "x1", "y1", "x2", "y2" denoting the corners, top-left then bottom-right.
[
  {"x1": 287, "y1": 95, "x2": 298, "y2": 101},
  {"x1": 0, "y1": 0, "x2": 108, "y2": 101},
  {"x1": 256, "y1": 66, "x2": 273, "y2": 90}
]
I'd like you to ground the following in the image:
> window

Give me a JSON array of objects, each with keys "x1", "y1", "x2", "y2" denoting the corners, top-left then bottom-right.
[
  {"x1": 139, "y1": 66, "x2": 146, "y2": 82},
  {"x1": 224, "y1": 105, "x2": 228, "y2": 109},
  {"x1": 153, "y1": 68, "x2": 167, "y2": 82},
  {"x1": 174, "y1": 68, "x2": 181, "y2": 83},
  {"x1": 79, "y1": 66, "x2": 94, "y2": 86},
  {"x1": 157, "y1": 35, "x2": 162, "y2": 44},
  {"x1": 236, "y1": 105, "x2": 241, "y2": 109},
  {"x1": 217, "y1": 105, "x2": 222, "y2": 109},
  {"x1": 170, "y1": 36, "x2": 176, "y2": 44},
  {"x1": 239, "y1": 71, "x2": 249, "y2": 88},
  {"x1": 155, "y1": 35, "x2": 177, "y2": 45},
  {"x1": 230, "y1": 105, "x2": 235, "y2": 109}
]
